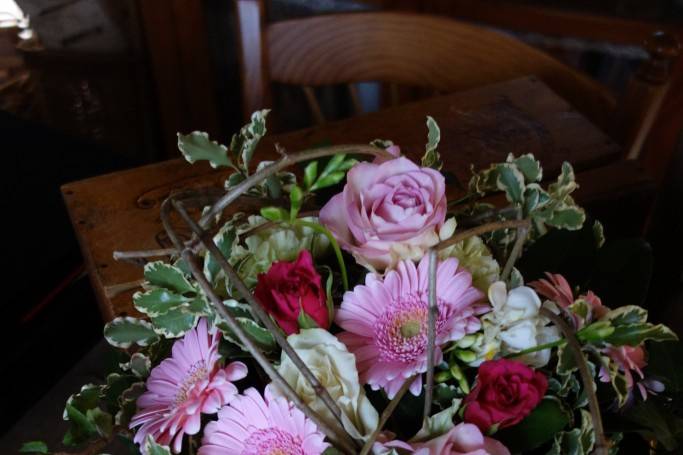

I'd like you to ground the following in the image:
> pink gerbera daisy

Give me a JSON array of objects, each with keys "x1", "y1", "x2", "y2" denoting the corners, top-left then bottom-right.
[
  {"x1": 130, "y1": 318, "x2": 248, "y2": 453},
  {"x1": 198, "y1": 387, "x2": 329, "y2": 455},
  {"x1": 336, "y1": 255, "x2": 485, "y2": 398}
]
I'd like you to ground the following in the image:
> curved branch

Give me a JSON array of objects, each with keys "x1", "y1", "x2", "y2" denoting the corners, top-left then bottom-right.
[
  {"x1": 169, "y1": 198, "x2": 360, "y2": 449},
  {"x1": 160, "y1": 198, "x2": 358, "y2": 454},
  {"x1": 199, "y1": 144, "x2": 392, "y2": 227},
  {"x1": 434, "y1": 219, "x2": 530, "y2": 251},
  {"x1": 540, "y1": 307, "x2": 609, "y2": 455},
  {"x1": 423, "y1": 249, "x2": 438, "y2": 422}
]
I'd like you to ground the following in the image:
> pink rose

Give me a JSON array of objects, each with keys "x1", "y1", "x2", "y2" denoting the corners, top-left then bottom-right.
[
  {"x1": 413, "y1": 423, "x2": 510, "y2": 455},
  {"x1": 320, "y1": 156, "x2": 446, "y2": 270},
  {"x1": 464, "y1": 359, "x2": 547, "y2": 432},
  {"x1": 254, "y1": 249, "x2": 329, "y2": 335}
]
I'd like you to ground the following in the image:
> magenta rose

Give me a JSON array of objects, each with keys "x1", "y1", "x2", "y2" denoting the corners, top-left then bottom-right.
[
  {"x1": 319, "y1": 156, "x2": 446, "y2": 270},
  {"x1": 254, "y1": 249, "x2": 329, "y2": 335},
  {"x1": 464, "y1": 359, "x2": 548, "y2": 432},
  {"x1": 413, "y1": 423, "x2": 510, "y2": 455}
]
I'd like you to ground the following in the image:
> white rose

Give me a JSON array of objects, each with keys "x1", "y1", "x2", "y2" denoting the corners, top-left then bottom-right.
[
  {"x1": 268, "y1": 328, "x2": 379, "y2": 440},
  {"x1": 484, "y1": 281, "x2": 559, "y2": 367}
]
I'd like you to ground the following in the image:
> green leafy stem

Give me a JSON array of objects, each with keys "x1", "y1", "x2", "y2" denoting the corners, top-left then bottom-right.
[{"x1": 294, "y1": 219, "x2": 349, "y2": 292}]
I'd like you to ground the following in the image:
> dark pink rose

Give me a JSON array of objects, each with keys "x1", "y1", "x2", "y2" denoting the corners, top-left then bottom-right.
[
  {"x1": 254, "y1": 250, "x2": 328, "y2": 335},
  {"x1": 464, "y1": 359, "x2": 548, "y2": 432},
  {"x1": 319, "y1": 156, "x2": 446, "y2": 271}
]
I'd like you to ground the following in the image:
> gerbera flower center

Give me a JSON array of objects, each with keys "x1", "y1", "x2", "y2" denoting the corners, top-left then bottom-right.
[
  {"x1": 242, "y1": 427, "x2": 304, "y2": 455},
  {"x1": 174, "y1": 360, "x2": 209, "y2": 407},
  {"x1": 374, "y1": 294, "x2": 445, "y2": 363}
]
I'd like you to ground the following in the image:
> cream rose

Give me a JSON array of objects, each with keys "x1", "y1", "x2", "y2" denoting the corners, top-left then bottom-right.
[{"x1": 268, "y1": 328, "x2": 379, "y2": 440}]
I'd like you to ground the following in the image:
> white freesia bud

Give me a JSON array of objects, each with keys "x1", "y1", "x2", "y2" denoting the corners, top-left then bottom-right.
[{"x1": 474, "y1": 281, "x2": 559, "y2": 367}]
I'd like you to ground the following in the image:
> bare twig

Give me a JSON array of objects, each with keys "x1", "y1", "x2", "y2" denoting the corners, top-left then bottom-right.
[
  {"x1": 540, "y1": 307, "x2": 609, "y2": 455},
  {"x1": 434, "y1": 219, "x2": 531, "y2": 251},
  {"x1": 113, "y1": 248, "x2": 177, "y2": 261},
  {"x1": 170, "y1": 198, "x2": 360, "y2": 448},
  {"x1": 423, "y1": 249, "x2": 438, "y2": 423},
  {"x1": 103, "y1": 279, "x2": 145, "y2": 298},
  {"x1": 359, "y1": 376, "x2": 417, "y2": 455},
  {"x1": 501, "y1": 224, "x2": 529, "y2": 280},
  {"x1": 160, "y1": 199, "x2": 357, "y2": 455}
]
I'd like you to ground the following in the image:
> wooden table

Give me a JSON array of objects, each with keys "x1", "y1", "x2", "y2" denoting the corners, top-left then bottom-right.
[{"x1": 62, "y1": 77, "x2": 652, "y2": 321}]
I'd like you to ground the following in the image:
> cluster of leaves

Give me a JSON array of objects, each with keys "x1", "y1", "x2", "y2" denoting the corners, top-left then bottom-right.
[
  {"x1": 467, "y1": 154, "x2": 586, "y2": 252},
  {"x1": 105, "y1": 258, "x2": 277, "y2": 356},
  {"x1": 260, "y1": 152, "x2": 358, "y2": 223},
  {"x1": 177, "y1": 110, "x2": 294, "y2": 199}
]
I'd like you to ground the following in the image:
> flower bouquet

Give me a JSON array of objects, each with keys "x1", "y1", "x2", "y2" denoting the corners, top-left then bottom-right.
[{"x1": 24, "y1": 111, "x2": 683, "y2": 455}]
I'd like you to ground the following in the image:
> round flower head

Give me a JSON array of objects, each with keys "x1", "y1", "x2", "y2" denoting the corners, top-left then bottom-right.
[
  {"x1": 336, "y1": 255, "x2": 485, "y2": 398},
  {"x1": 198, "y1": 387, "x2": 329, "y2": 455},
  {"x1": 130, "y1": 319, "x2": 248, "y2": 453}
]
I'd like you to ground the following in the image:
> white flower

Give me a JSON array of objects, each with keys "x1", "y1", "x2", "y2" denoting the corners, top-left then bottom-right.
[
  {"x1": 268, "y1": 328, "x2": 379, "y2": 440},
  {"x1": 478, "y1": 281, "x2": 559, "y2": 367}
]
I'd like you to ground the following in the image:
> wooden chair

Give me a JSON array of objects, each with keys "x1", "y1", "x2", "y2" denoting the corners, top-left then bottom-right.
[{"x1": 234, "y1": 0, "x2": 679, "y2": 160}]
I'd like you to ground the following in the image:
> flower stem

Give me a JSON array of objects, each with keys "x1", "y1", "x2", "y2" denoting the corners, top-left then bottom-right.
[
  {"x1": 504, "y1": 338, "x2": 566, "y2": 359},
  {"x1": 295, "y1": 219, "x2": 349, "y2": 291}
]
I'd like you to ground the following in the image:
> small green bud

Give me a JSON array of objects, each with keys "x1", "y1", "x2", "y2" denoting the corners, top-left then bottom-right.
[
  {"x1": 578, "y1": 320, "x2": 615, "y2": 342},
  {"x1": 455, "y1": 350, "x2": 477, "y2": 363},
  {"x1": 457, "y1": 335, "x2": 477, "y2": 349},
  {"x1": 435, "y1": 371, "x2": 452, "y2": 383}
]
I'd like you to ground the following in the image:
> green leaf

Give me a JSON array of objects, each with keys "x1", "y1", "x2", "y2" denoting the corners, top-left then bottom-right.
[
  {"x1": 104, "y1": 317, "x2": 158, "y2": 348},
  {"x1": 549, "y1": 162, "x2": 578, "y2": 200},
  {"x1": 290, "y1": 185, "x2": 303, "y2": 220},
  {"x1": 556, "y1": 342, "x2": 577, "y2": 375},
  {"x1": 128, "y1": 353, "x2": 151, "y2": 378},
  {"x1": 602, "y1": 305, "x2": 648, "y2": 326},
  {"x1": 204, "y1": 225, "x2": 236, "y2": 285},
  {"x1": 577, "y1": 320, "x2": 615, "y2": 342},
  {"x1": 144, "y1": 262, "x2": 195, "y2": 294},
  {"x1": 178, "y1": 131, "x2": 233, "y2": 169},
  {"x1": 230, "y1": 109, "x2": 269, "y2": 171},
  {"x1": 303, "y1": 161, "x2": 318, "y2": 190},
  {"x1": 151, "y1": 309, "x2": 199, "y2": 338},
  {"x1": 323, "y1": 266, "x2": 335, "y2": 324},
  {"x1": 86, "y1": 407, "x2": 113, "y2": 438},
  {"x1": 297, "y1": 310, "x2": 319, "y2": 330},
  {"x1": 321, "y1": 153, "x2": 346, "y2": 176},
  {"x1": 421, "y1": 115, "x2": 442, "y2": 169},
  {"x1": 217, "y1": 317, "x2": 277, "y2": 352},
  {"x1": 605, "y1": 322, "x2": 678, "y2": 346},
  {"x1": 260, "y1": 206, "x2": 288, "y2": 222},
  {"x1": 20, "y1": 441, "x2": 49, "y2": 454},
  {"x1": 496, "y1": 397, "x2": 571, "y2": 452},
  {"x1": 134, "y1": 289, "x2": 192, "y2": 317},
  {"x1": 546, "y1": 205, "x2": 586, "y2": 230},
  {"x1": 496, "y1": 163, "x2": 525, "y2": 204},
  {"x1": 222, "y1": 299, "x2": 254, "y2": 319},
  {"x1": 226, "y1": 171, "x2": 246, "y2": 189},
  {"x1": 593, "y1": 220, "x2": 605, "y2": 248},
  {"x1": 144, "y1": 435, "x2": 173, "y2": 455},
  {"x1": 63, "y1": 404, "x2": 97, "y2": 446},
  {"x1": 310, "y1": 171, "x2": 346, "y2": 191},
  {"x1": 510, "y1": 153, "x2": 542, "y2": 182}
]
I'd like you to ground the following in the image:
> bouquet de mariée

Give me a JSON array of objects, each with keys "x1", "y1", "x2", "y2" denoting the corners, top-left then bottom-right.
[{"x1": 23, "y1": 111, "x2": 683, "y2": 455}]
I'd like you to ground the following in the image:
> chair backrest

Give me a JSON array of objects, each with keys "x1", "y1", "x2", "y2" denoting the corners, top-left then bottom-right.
[{"x1": 235, "y1": 1, "x2": 615, "y2": 128}]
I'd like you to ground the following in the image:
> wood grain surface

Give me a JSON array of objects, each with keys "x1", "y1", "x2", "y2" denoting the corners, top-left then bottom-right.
[{"x1": 62, "y1": 77, "x2": 630, "y2": 321}]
